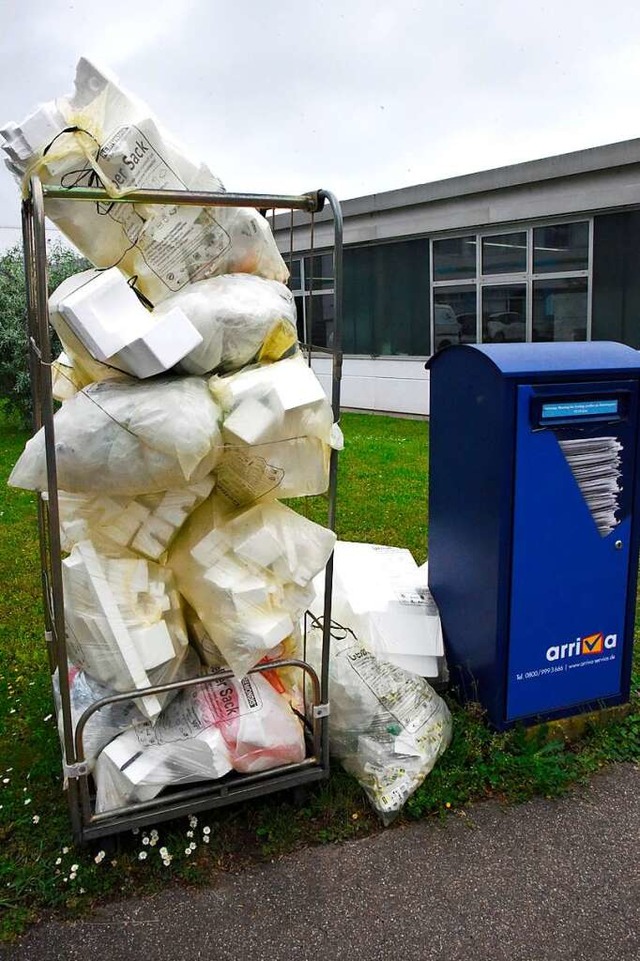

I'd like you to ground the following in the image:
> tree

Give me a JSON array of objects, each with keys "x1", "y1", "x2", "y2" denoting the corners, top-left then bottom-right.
[{"x1": 0, "y1": 242, "x2": 88, "y2": 427}]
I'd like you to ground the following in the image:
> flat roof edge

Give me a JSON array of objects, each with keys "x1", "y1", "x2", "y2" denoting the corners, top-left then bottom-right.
[{"x1": 340, "y1": 138, "x2": 640, "y2": 217}]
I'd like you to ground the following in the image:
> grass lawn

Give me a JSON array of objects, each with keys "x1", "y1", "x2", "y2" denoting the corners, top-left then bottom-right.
[{"x1": 1, "y1": 407, "x2": 639, "y2": 941}]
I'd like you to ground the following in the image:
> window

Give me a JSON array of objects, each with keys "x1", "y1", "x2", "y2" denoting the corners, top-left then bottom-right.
[
  {"x1": 291, "y1": 238, "x2": 430, "y2": 354},
  {"x1": 482, "y1": 285, "x2": 526, "y2": 343},
  {"x1": 433, "y1": 236, "x2": 476, "y2": 280},
  {"x1": 290, "y1": 254, "x2": 335, "y2": 348},
  {"x1": 533, "y1": 278, "x2": 588, "y2": 342},
  {"x1": 431, "y1": 220, "x2": 591, "y2": 350},
  {"x1": 533, "y1": 222, "x2": 589, "y2": 273},
  {"x1": 482, "y1": 232, "x2": 527, "y2": 275}
]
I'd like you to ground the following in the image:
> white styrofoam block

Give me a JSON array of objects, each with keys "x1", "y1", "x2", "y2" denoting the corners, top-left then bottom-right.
[
  {"x1": 54, "y1": 268, "x2": 202, "y2": 375},
  {"x1": 58, "y1": 268, "x2": 146, "y2": 361},
  {"x1": 231, "y1": 579, "x2": 272, "y2": 610},
  {"x1": 101, "y1": 734, "x2": 166, "y2": 800},
  {"x1": 23, "y1": 103, "x2": 67, "y2": 147},
  {"x1": 155, "y1": 489, "x2": 198, "y2": 526},
  {"x1": 271, "y1": 361, "x2": 326, "y2": 411},
  {"x1": 323, "y1": 541, "x2": 446, "y2": 663},
  {"x1": 105, "y1": 558, "x2": 149, "y2": 596},
  {"x1": 1, "y1": 103, "x2": 66, "y2": 162},
  {"x1": 241, "y1": 611, "x2": 294, "y2": 649},
  {"x1": 100, "y1": 500, "x2": 150, "y2": 545},
  {"x1": 191, "y1": 528, "x2": 229, "y2": 567},
  {"x1": 130, "y1": 621, "x2": 175, "y2": 671},
  {"x1": 62, "y1": 542, "x2": 162, "y2": 719},
  {"x1": 112, "y1": 306, "x2": 203, "y2": 379},
  {"x1": 141, "y1": 514, "x2": 176, "y2": 546},
  {"x1": 233, "y1": 526, "x2": 283, "y2": 569},
  {"x1": 222, "y1": 397, "x2": 282, "y2": 446},
  {"x1": 131, "y1": 528, "x2": 165, "y2": 560},
  {"x1": 202, "y1": 553, "x2": 256, "y2": 590},
  {"x1": 203, "y1": 558, "x2": 272, "y2": 609},
  {"x1": 388, "y1": 653, "x2": 440, "y2": 678}
]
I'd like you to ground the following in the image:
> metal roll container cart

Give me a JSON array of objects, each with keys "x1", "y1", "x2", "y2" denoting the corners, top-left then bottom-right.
[{"x1": 20, "y1": 176, "x2": 343, "y2": 843}]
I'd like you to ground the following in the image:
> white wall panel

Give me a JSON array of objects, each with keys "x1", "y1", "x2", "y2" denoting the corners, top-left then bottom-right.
[{"x1": 310, "y1": 356, "x2": 430, "y2": 416}]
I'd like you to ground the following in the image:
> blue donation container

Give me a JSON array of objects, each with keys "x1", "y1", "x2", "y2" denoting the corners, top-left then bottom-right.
[{"x1": 427, "y1": 342, "x2": 640, "y2": 729}]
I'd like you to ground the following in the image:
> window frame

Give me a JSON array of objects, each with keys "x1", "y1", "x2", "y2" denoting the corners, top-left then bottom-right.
[{"x1": 430, "y1": 217, "x2": 593, "y2": 349}]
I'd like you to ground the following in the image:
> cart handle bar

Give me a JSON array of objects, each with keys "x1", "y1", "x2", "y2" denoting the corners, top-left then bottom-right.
[{"x1": 41, "y1": 184, "x2": 325, "y2": 212}]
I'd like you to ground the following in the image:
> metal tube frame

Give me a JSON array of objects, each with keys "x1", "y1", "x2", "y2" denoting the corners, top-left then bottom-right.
[{"x1": 21, "y1": 178, "x2": 343, "y2": 843}]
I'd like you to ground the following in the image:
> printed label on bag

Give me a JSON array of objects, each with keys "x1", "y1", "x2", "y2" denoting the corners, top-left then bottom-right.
[
  {"x1": 343, "y1": 647, "x2": 438, "y2": 735},
  {"x1": 98, "y1": 124, "x2": 185, "y2": 192},
  {"x1": 377, "y1": 774, "x2": 414, "y2": 812},
  {"x1": 132, "y1": 676, "x2": 263, "y2": 746},
  {"x1": 216, "y1": 450, "x2": 285, "y2": 506},
  {"x1": 136, "y1": 207, "x2": 231, "y2": 291},
  {"x1": 96, "y1": 123, "x2": 231, "y2": 292}
]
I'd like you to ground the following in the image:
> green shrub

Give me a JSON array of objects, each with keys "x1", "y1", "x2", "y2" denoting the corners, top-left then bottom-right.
[{"x1": 0, "y1": 242, "x2": 88, "y2": 427}]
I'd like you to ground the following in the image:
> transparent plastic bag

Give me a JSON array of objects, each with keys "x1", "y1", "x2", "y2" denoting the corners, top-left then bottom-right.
[
  {"x1": 94, "y1": 669, "x2": 305, "y2": 812},
  {"x1": 210, "y1": 355, "x2": 343, "y2": 505},
  {"x1": 52, "y1": 649, "x2": 200, "y2": 770},
  {"x1": 185, "y1": 605, "x2": 306, "y2": 695},
  {"x1": 61, "y1": 541, "x2": 197, "y2": 720},
  {"x1": 58, "y1": 474, "x2": 215, "y2": 561},
  {"x1": 9, "y1": 376, "x2": 222, "y2": 495},
  {"x1": 53, "y1": 664, "x2": 141, "y2": 771},
  {"x1": 1, "y1": 58, "x2": 288, "y2": 304},
  {"x1": 168, "y1": 493, "x2": 335, "y2": 677},
  {"x1": 152, "y1": 273, "x2": 298, "y2": 377},
  {"x1": 305, "y1": 617, "x2": 452, "y2": 824}
]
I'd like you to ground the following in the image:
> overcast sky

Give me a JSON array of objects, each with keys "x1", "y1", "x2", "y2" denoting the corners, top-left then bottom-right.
[{"x1": 2, "y1": 0, "x2": 640, "y2": 232}]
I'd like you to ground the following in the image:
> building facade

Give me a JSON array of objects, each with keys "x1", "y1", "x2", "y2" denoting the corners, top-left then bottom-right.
[{"x1": 274, "y1": 139, "x2": 640, "y2": 415}]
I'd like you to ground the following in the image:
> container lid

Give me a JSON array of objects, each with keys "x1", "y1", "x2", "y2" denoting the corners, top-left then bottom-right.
[{"x1": 427, "y1": 342, "x2": 640, "y2": 377}]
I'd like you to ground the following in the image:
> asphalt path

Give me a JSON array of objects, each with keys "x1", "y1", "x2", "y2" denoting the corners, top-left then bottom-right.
[{"x1": 3, "y1": 763, "x2": 639, "y2": 961}]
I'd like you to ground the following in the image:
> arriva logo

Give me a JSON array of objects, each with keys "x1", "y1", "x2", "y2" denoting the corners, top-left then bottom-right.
[{"x1": 546, "y1": 632, "x2": 617, "y2": 662}]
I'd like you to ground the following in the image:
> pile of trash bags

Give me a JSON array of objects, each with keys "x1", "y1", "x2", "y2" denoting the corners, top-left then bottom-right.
[{"x1": 4, "y1": 58, "x2": 451, "y2": 823}]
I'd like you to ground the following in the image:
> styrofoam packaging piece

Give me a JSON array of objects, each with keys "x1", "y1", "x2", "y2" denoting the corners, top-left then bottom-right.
[
  {"x1": 222, "y1": 397, "x2": 282, "y2": 447},
  {"x1": 210, "y1": 355, "x2": 326, "y2": 416},
  {"x1": 57, "y1": 478, "x2": 218, "y2": 560},
  {"x1": 1, "y1": 58, "x2": 288, "y2": 305},
  {"x1": 62, "y1": 541, "x2": 195, "y2": 720},
  {"x1": 168, "y1": 494, "x2": 335, "y2": 676},
  {"x1": 0, "y1": 102, "x2": 67, "y2": 161},
  {"x1": 115, "y1": 307, "x2": 203, "y2": 378},
  {"x1": 55, "y1": 268, "x2": 145, "y2": 360},
  {"x1": 51, "y1": 268, "x2": 203, "y2": 376},
  {"x1": 62, "y1": 543, "x2": 163, "y2": 720},
  {"x1": 210, "y1": 355, "x2": 340, "y2": 505},
  {"x1": 9, "y1": 378, "x2": 222, "y2": 496},
  {"x1": 129, "y1": 621, "x2": 175, "y2": 671},
  {"x1": 233, "y1": 525, "x2": 284, "y2": 569},
  {"x1": 315, "y1": 542, "x2": 445, "y2": 669},
  {"x1": 97, "y1": 732, "x2": 170, "y2": 804},
  {"x1": 153, "y1": 273, "x2": 298, "y2": 377},
  {"x1": 270, "y1": 360, "x2": 327, "y2": 412},
  {"x1": 390, "y1": 653, "x2": 440, "y2": 676}
]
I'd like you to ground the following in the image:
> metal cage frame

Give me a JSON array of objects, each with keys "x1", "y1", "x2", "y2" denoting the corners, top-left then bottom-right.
[{"x1": 21, "y1": 176, "x2": 343, "y2": 843}]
